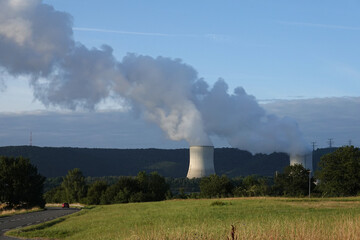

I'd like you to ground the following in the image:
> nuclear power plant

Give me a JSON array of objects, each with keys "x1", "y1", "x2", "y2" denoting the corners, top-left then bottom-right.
[
  {"x1": 186, "y1": 146, "x2": 313, "y2": 178},
  {"x1": 290, "y1": 153, "x2": 313, "y2": 172},
  {"x1": 187, "y1": 146, "x2": 215, "y2": 178}
]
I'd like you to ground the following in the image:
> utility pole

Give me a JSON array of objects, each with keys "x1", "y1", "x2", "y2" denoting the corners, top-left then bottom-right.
[
  {"x1": 308, "y1": 170, "x2": 311, "y2": 198},
  {"x1": 328, "y1": 138, "x2": 333, "y2": 148}
]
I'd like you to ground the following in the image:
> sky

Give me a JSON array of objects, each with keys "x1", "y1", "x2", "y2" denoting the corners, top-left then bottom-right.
[{"x1": 0, "y1": 0, "x2": 359, "y2": 150}]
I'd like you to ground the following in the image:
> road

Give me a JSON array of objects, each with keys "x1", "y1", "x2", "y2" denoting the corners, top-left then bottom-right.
[{"x1": 0, "y1": 207, "x2": 80, "y2": 240}]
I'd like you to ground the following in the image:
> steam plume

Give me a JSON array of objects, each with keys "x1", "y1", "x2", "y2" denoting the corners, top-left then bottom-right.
[{"x1": 0, "y1": 0, "x2": 310, "y2": 154}]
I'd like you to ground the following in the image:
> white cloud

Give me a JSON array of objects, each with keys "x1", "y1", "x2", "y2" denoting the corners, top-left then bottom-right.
[
  {"x1": 263, "y1": 97, "x2": 360, "y2": 148},
  {"x1": 0, "y1": 110, "x2": 189, "y2": 148},
  {"x1": 1, "y1": 97, "x2": 359, "y2": 150}
]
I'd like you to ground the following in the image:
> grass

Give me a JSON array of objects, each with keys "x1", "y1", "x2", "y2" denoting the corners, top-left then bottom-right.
[
  {"x1": 46, "y1": 203, "x2": 85, "y2": 208},
  {"x1": 7, "y1": 197, "x2": 360, "y2": 239},
  {"x1": 0, "y1": 204, "x2": 43, "y2": 218}
]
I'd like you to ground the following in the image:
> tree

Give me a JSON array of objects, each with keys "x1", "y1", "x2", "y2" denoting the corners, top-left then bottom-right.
[
  {"x1": 44, "y1": 186, "x2": 66, "y2": 203},
  {"x1": 86, "y1": 180, "x2": 108, "y2": 205},
  {"x1": 100, "y1": 183, "x2": 121, "y2": 204},
  {"x1": 61, "y1": 168, "x2": 87, "y2": 203},
  {"x1": 274, "y1": 164, "x2": 314, "y2": 197},
  {"x1": 316, "y1": 146, "x2": 360, "y2": 196},
  {"x1": 138, "y1": 172, "x2": 169, "y2": 201},
  {"x1": 232, "y1": 175, "x2": 270, "y2": 197},
  {"x1": 200, "y1": 174, "x2": 233, "y2": 198},
  {"x1": 242, "y1": 175, "x2": 269, "y2": 196},
  {"x1": 0, "y1": 156, "x2": 45, "y2": 208},
  {"x1": 114, "y1": 176, "x2": 139, "y2": 203},
  {"x1": 97, "y1": 172, "x2": 169, "y2": 204}
]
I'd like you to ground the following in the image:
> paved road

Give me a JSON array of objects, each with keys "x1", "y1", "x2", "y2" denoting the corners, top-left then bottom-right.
[{"x1": 0, "y1": 207, "x2": 80, "y2": 240}]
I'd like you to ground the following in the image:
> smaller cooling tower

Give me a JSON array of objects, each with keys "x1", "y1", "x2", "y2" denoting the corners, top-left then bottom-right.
[
  {"x1": 290, "y1": 153, "x2": 313, "y2": 172},
  {"x1": 186, "y1": 146, "x2": 215, "y2": 178}
]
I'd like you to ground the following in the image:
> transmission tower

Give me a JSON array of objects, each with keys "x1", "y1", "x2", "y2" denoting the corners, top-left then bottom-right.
[
  {"x1": 30, "y1": 131, "x2": 32, "y2": 146},
  {"x1": 311, "y1": 141, "x2": 317, "y2": 151},
  {"x1": 349, "y1": 140, "x2": 352, "y2": 146},
  {"x1": 328, "y1": 138, "x2": 333, "y2": 148}
]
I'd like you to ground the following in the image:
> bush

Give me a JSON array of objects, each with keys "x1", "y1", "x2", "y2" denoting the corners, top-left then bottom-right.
[{"x1": 210, "y1": 200, "x2": 230, "y2": 206}]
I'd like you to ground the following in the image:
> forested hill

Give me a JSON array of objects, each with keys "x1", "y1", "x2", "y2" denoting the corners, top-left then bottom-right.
[{"x1": 0, "y1": 146, "x2": 332, "y2": 178}]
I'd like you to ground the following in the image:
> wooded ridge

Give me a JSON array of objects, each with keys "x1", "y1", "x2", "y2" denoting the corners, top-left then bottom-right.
[{"x1": 0, "y1": 146, "x2": 335, "y2": 178}]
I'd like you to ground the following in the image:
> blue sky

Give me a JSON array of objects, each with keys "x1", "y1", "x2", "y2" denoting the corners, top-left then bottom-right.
[
  {"x1": 0, "y1": 0, "x2": 359, "y2": 149},
  {"x1": 42, "y1": 0, "x2": 360, "y2": 99}
]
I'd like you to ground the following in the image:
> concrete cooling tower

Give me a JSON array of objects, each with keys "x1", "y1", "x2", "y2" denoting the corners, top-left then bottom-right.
[
  {"x1": 186, "y1": 146, "x2": 215, "y2": 178},
  {"x1": 290, "y1": 153, "x2": 313, "y2": 172}
]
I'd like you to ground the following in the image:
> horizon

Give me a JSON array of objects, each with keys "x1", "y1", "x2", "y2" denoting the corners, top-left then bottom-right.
[{"x1": 0, "y1": 143, "x2": 345, "y2": 152}]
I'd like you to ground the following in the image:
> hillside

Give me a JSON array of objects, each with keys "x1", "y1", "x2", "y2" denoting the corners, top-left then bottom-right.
[
  {"x1": 0, "y1": 146, "x2": 293, "y2": 178},
  {"x1": 0, "y1": 146, "x2": 335, "y2": 178}
]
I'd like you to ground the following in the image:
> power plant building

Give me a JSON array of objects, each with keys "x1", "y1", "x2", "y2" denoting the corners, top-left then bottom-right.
[
  {"x1": 290, "y1": 153, "x2": 313, "y2": 172},
  {"x1": 187, "y1": 145, "x2": 215, "y2": 178}
]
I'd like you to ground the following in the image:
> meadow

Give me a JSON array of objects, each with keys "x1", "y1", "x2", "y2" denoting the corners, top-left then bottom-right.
[{"x1": 7, "y1": 197, "x2": 360, "y2": 240}]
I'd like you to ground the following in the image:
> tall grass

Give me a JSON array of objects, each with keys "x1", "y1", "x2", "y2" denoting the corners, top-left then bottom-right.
[
  {"x1": 7, "y1": 197, "x2": 360, "y2": 240},
  {"x1": 0, "y1": 205, "x2": 42, "y2": 217}
]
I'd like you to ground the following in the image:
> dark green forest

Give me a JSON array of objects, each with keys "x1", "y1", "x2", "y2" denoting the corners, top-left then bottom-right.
[
  {"x1": 0, "y1": 146, "x2": 336, "y2": 178},
  {"x1": 0, "y1": 146, "x2": 355, "y2": 209}
]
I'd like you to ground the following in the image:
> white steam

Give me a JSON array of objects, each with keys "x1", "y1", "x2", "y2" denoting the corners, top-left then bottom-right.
[
  {"x1": 193, "y1": 79, "x2": 309, "y2": 154},
  {"x1": 0, "y1": 0, "x2": 309, "y2": 154}
]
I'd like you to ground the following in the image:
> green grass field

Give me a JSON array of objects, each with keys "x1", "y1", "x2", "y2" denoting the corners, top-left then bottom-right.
[{"x1": 7, "y1": 197, "x2": 360, "y2": 240}]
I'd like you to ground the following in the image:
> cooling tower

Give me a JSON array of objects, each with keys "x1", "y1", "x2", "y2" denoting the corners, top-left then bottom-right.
[
  {"x1": 290, "y1": 152, "x2": 313, "y2": 172},
  {"x1": 186, "y1": 146, "x2": 215, "y2": 178}
]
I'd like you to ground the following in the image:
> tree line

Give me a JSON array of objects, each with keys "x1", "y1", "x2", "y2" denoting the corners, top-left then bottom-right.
[
  {"x1": 196, "y1": 146, "x2": 359, "y2": 198},
  {"x1": 1, "y1": 146, "x2": 360, "y2": 209},
  {"x1": 44, "y1": 169, "x2": 171, "y2": 205}
]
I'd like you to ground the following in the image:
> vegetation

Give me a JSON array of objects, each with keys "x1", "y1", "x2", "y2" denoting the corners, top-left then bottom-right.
[
  {"x1": 316, "y1": 146, "x2": 360, "y2": 196},
  {"x1": 40, "y1": 145, "x2": 360, "y2": 204},
  {"x1": 45, "y1": 170, "x2": 170, "y2": 204},
  {"x1": 273, "y1": 164, "x2": 315, "y2": 197},
  {"x1": 199, "y1": 174, "x2": 233, "y2": 197},
  {"x1": 7, "y1": 197, "x2": 360, "y2": 240},
  {"x1": 4, "y1": 146, "x2": 360, "y2": 239},
  {"x1": 0, "y1": 146, "x2": 290, "y2": 178},
  {"x1": 166, "y1": 177, "x2": 201, "y2": 195},
  {"x1": 62, "y1": 168, "x2": 87, "y2": 203},
  {"x1": 197, "y1": 166, "x2": 314, "y2": 198},
  {"x1": 86, "y1": 180, "x2": 108, "y2": 205},
  {"x1": 0, "y1": 206, "x2": 43, "y2": 217},
  {"x1": 232, "y1": 175, "x2": 270, "y2": 197},
  {"x1": 4, "y1": 145, "x2": 360, "y2": 208},
  {"x1": 0, "y1": 156, "x2": 45, "y2": 209}
]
